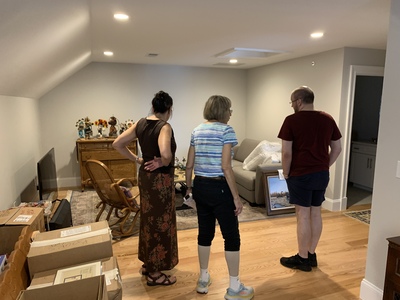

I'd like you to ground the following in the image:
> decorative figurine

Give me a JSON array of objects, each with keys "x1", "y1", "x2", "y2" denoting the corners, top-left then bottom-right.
[
  {"x1": 126, "y1": 119, "x2": 134, "y2": 128},
  {"x1": 84, "y1": 117, "x2": 93, "y2": 139},
  {"x1": 108, "y1": 116, "x2": 118, "y2": 137},
  {"x1": 76, "y1": 118, "x2": 85, "y2": 138},
  {"x1": 119, "y1": 119, "x2": 134, "y2": 134},
  {"x1": 119, "y1": 122, "x2": 127, "y2": 135}
]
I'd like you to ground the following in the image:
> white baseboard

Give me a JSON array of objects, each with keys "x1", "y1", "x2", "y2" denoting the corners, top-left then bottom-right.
[
  {"x1": 359, "y1": 278, "x2": 383, "y2": 300},
  {"x1": 58, "y1": 177, "x2": 81, "y2": 189},
  {"x1": 322, "y1": 197, "x2": 344, "y2": 211}
]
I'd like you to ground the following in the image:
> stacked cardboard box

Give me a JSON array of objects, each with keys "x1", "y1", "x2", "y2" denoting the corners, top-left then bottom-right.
[
  {"x1": 17, "y1": 275, "x2": 108, "y2": 300},
  {"x1": 0, "y1": 207, "x2": 44, "y2": 255},
  {"x1": 0, "y1": 207, "x2": 44, "y2": 300},
  {"x1": 22, "y1": 220, "x2": 122, "y2": 300},
  {"x1": 28, "y1": 257, "x2": 122, "y2": 300}
]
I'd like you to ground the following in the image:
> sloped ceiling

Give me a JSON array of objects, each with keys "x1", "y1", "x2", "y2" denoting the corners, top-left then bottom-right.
[{"x1": 0, "y1": 0, "x2": 390, "y2": 99}]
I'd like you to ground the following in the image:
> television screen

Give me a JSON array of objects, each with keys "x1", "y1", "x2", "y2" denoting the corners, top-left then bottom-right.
[{"x1": 37, "y1": 148, "x2": 58, "y2": 200}]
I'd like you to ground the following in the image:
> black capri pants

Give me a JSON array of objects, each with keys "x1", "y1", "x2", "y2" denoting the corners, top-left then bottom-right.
[{"x1": 192, "y1": 176, "x2": 241, "y2": 251}]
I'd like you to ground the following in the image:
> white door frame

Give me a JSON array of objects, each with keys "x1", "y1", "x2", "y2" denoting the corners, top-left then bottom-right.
[{"x1": 339, "y1": 65, "x2": 384, "y2": 210}]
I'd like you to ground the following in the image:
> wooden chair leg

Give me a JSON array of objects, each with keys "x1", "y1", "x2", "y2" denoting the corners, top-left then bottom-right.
[
  {"x1": 112, "y1": 210, "x2": 140, "y2": 237},
  {"x1": 96, "y1": 202, "x2": 106, "y2": 222},
  {"x1": 123, "y1": 211, "x2": 140, "y2": 235},
  {"x1": 106, "y1": 206, "x2": 113, "y2": 221}
]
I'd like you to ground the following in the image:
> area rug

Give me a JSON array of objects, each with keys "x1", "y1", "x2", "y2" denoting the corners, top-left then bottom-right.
[
  {"x1": 343, "y1": 209, "x2": 371, "y2": 225},
  {"x1": 70, "y1": 190, "x2": 269, "y2": 232}
]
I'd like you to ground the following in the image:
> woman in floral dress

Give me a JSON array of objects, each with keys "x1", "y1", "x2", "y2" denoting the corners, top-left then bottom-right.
[{"x1": 113, "y1": 91, "x2": 178, "y2": 286}]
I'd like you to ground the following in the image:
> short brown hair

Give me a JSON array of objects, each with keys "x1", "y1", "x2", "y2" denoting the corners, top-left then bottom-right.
[{"x1": 203, "y1": 95, "x2": 231, "y2": 122}]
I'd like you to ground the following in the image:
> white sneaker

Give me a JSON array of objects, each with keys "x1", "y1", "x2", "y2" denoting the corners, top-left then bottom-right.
[
  {"x1": 196, "y1": 274, "x2": 212, "y2": 294},
  {"x1": 224, "y1": 283, "x2": 254, "y2": 300}
]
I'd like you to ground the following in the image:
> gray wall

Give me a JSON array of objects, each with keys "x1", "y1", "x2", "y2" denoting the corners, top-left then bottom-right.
[{"x1": 0, "y1": 95, "x2": 41, "y2": 209}]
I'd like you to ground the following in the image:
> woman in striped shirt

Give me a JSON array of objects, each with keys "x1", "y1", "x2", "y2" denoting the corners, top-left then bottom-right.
[{"x1": 185, "y1": 95, "x2": 254, "y2": 300}]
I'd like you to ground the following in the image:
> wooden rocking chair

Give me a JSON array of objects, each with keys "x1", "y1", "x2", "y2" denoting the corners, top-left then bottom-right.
[{"x1": 85, "y1": 159, "x2": 140, "y2": 237}]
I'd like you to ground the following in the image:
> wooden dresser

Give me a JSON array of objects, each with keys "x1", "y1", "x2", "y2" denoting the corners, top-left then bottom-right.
[
  {"x1": 383, "y1": 236, "x2": 400, "y2": 299},
  {"x1": 76, "y1": 138, "x2": 137, "y2": 191}
]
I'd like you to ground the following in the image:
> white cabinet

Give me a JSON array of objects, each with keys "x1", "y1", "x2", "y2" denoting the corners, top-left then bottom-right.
[{"x1": 349, "y1": 141, "x2": 377, "y2": 190}]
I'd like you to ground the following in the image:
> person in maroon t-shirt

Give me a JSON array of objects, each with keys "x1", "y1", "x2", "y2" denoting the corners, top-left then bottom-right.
[{"x1": 278, "y1": 86, "x2": 342, "y2": 272}]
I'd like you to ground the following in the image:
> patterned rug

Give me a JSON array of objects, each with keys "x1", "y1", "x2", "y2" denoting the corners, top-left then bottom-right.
[
  {"x1": 343, "y1": 209, "x2": 371, "y2": 225},
  {"x1": 69, "y1": 190, "x2": 269, "y2": 232}
]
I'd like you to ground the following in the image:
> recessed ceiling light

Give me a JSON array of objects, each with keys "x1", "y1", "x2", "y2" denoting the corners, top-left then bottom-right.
[
  {"x1": 230, "y1": 59, "x2": 238, "y2": 64},
  {"x1": 114, "y1": 13, "x2": 129, "y2": 21},
  {"x1": 103, "y1": 51, "x2": 114, "y2": 56},
  {"x1": 310, "y1": 32, "x2": 324, "y2": 39}
]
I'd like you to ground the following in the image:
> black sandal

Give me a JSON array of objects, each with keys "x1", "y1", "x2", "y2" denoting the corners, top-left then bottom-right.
[
  {"x1": 146, "y1": 272, "x2": 176, "y2": 286},
  {"x1": 139, "y1": 264, "x2": 148, "y2": 276}
]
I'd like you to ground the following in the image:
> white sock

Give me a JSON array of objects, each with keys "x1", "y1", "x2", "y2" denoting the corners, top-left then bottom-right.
[
  {"x1": 229, "y1": 276, "x2": 241, "y2": 291},
  {"x1": 200, "y1": 269, "x2": 209, "y2": 282}
]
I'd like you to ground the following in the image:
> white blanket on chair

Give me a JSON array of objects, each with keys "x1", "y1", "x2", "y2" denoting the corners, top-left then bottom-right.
[{"x1": 242, "y1": 140, "x2": 282, "y2": 171}]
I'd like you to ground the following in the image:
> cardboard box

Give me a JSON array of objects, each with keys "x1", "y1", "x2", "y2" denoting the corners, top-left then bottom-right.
[
  {"x1": 17, "y1": 275, "x2": 108, "y2": 300},
  {"x1": 30, "y1": 256, "x2": 122, "y2": 300},
  {"x1": 0, "y1": 207, "x2": 45, "y2": 255},
  {"x1": 27, "y1": 221, "x2": 113, "y2": 279}
]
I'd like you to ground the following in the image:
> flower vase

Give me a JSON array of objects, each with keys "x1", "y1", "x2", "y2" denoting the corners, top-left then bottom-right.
[{"x1": 98, "y1": 125, "x2": 103, "y2": 138}]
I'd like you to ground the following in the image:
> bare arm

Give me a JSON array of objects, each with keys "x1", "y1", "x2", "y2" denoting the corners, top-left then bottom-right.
[
  {"x1": 329, "y1": 139, "x2": 342, "y2": 167},
  {"x1": 158, "y1": 123, "x2": 173, "y2": 166},
  {"x1": 185, "y1": 145, "x2": 195, "y2": 195},
  {"x1": 112, "y1": 122, "x2": 142, "y2": 164},
  {"x1": 281, "y1": 139, "x2": 293, "y2": 179},
  {"x1": 221, "y1": 143, "x2": 243, "y2": 216}
]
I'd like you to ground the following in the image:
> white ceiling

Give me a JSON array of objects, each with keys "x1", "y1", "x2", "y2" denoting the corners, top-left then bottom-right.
[{"x1": 0, "y1": 0, "x2": 391, "y2": 99}]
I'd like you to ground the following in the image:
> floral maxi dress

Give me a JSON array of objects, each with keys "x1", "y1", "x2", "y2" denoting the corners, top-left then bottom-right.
[{"x1": 136, "y1": 118, "x2": 178, "y2": 273}]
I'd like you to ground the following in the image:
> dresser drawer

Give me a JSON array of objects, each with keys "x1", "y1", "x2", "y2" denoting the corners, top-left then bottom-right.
[{"x1": 78, "y1": 142, "x2": 109, "y2": 150}]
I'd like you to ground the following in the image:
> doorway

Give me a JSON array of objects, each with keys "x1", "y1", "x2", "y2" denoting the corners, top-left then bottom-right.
[{"x1": 345, "y1": 67, "x2": 384, "y2": 208}]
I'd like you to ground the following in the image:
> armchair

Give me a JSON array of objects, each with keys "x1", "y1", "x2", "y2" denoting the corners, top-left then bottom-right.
[{"x1": 85, "y1": 159, "x2": 140, "y2": 237}]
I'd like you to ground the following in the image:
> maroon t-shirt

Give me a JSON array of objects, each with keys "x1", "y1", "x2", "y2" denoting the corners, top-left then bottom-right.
[{"x1": 278, "y1": 111, "x2": 342, "y2": 176}]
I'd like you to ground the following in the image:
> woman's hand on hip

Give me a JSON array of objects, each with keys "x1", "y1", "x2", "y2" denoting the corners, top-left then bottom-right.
[{"x1": 144, "y1": 156, "x2": 163, "y2": 171}]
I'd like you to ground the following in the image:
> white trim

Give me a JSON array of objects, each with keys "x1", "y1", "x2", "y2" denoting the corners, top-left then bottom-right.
[
  {"x1": 338, "y1": 65, "x2": 384, "y2": 211},
  {"x1": 322, "y1": 197, "x2": 343, "y2": 211},
  {"x1": 359, "y1": 278, "x2": 383, "y2": 300},
  {"x1": 58, "y1": 177, "x2": 81, "y2": 188}
]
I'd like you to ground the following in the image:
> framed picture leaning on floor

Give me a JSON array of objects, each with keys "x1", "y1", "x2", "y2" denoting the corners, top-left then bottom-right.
[{"x1": 263, "y1": 171, "x2": 295, "y2": 216}]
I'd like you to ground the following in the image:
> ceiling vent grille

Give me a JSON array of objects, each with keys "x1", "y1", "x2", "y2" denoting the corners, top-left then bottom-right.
[{"x1": 215, "y1": 48, "x2": 284, "y2": 59}]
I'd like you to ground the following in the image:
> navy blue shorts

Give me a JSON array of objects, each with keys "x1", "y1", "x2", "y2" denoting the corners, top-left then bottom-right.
[{"x1": 286, "y1": 170, "x2": 329, "y2": 207}]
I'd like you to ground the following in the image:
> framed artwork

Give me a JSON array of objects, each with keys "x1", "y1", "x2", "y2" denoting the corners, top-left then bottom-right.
[{"x1": 263, "y1": 171, "x2": 295, "y2": 216}]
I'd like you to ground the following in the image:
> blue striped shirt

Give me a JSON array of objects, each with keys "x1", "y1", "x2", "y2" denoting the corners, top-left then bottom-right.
[{"x1": 190, "y1": 122, "x2": 238, "y2": 177}]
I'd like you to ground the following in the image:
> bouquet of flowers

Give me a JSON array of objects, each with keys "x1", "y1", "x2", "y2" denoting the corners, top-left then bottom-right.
[{"x1": 94, "y1": 119, "x2": 108, "y2": 127}]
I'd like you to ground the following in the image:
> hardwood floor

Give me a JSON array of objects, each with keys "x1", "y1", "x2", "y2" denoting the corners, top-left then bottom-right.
[{"x1": 110, "y1": 204, "x2": 370, "y2": 300}]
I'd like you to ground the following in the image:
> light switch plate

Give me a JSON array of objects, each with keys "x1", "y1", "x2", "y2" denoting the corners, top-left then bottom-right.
[{"x1": 396, "y1": 161, "x2": 400, "y2": 178}]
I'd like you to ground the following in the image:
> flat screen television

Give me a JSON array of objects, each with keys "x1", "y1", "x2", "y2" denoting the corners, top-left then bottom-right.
[{"x1": 37, "y1": 148, "x2": 58, "y2": 200}]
